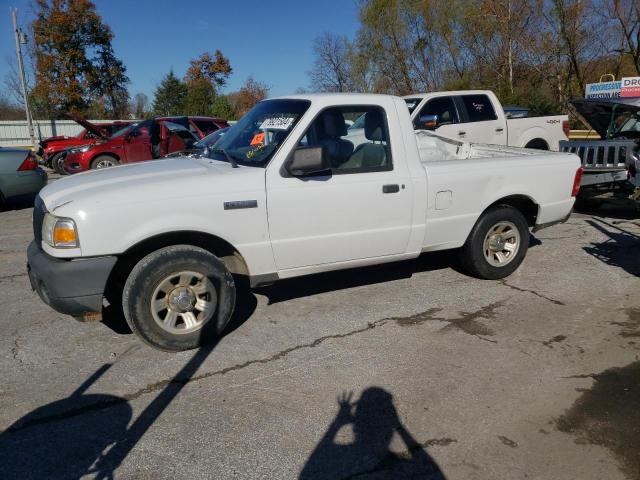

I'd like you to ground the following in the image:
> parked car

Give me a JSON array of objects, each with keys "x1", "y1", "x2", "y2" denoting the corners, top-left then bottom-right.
[
  {"x1": 560, "y1": 97, "x2": 640, "y2": 193},
  {"x1": 37, "y1": 114, "x2": 134, "y2": 174},
  {"x1": 0, "y1": 147, "x2": 47, "y2": 208},
  {"x1": 27, "y1": 93, "x2": 581, "y2": 351},
  {"x1": 164, "y1": 127, "x2": 230, "y2": 158},
  {"x1": 404, "y1": 90, "x2": 569, "y2": 150},
  {"x1": 61, "y1": 116, "x2": 228, "y2": 173}
]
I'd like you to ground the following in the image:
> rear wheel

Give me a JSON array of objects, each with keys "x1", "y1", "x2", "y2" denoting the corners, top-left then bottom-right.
[
  {"x1": 122, "y1": 245, "x2": 236, "y2": 351},
  {"x1": 459, "y1": 205, "x2": 529, "y2": 279},
  {"x1": 90, "y1": 155, "x2": 119, "y2": 170}
]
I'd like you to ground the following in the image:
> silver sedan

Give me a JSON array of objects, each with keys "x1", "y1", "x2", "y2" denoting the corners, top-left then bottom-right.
[{"x1": 0, "y1": 147, "x2": 47, "y2": 208}]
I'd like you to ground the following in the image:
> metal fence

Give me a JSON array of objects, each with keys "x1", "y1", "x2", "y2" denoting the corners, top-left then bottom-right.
[{"x1": 0, "y1": 119, "x2": 130, "y2": 148}]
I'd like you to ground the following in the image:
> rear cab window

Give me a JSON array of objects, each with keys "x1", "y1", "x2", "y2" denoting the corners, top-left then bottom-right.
[{"x1": 460, "y1": 94, "x2": 498, "y2": 122}]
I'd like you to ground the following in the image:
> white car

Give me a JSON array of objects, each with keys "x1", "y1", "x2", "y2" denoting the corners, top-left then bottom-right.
[
  {"x1": 27, "y1": 93, "x2": 582, "y2": 351},
  {"x1": 405, "y1": 90, "x2": 569, "y2": 150}
]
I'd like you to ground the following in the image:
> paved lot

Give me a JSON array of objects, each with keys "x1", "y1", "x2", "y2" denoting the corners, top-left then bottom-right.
[{"x1": 0, "y1": 181, "x2": 639, "y2": 479}]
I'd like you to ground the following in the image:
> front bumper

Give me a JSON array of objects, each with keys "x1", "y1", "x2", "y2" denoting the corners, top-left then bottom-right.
[{"x1": 27, "y1": 241, "x2": 117, "y2": 317}]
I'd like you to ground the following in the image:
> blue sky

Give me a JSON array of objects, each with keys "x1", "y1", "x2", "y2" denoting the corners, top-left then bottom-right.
[{"x1": 1, "y1": 0, "x2": 360, "y2": 101}]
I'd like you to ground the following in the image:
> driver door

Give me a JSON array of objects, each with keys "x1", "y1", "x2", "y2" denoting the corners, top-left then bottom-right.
[{"x1": 266, "y1": 105, "x2": 413, "y2": 271}]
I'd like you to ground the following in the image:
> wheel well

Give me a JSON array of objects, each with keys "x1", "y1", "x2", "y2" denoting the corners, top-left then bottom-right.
[
  {"x1": 524, "y1": 138, "x2": 549, "y2": 150},
  {"x1": 105, "y1": 231, "x2": 249, "y2": 302},
  {"x1": 486, "y1": 195, "x2": 538, "y2": 227}
]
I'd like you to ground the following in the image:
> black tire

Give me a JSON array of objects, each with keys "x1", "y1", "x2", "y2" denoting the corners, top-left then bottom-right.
[
  {"x1": 524, "y1": 139, "x2": 549, "y2": 150},
  {"x1": 90, "y1": 155, "x2": 120, "y2": 170},
  {"x1": 122, "y1": 245, "x2": 236, "y2": 351},
  {"x1": 459, "y1": 205, "x2": 529, "y2": 280},
  {"x1": 52, "y1": 153, "x2": 68, "y2": 175}
]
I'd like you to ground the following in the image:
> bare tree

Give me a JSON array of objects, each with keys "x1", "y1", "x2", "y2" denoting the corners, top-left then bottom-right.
[
  {"x1": 308, "y1": 32, "x2": 353, "y2": 92},
  {"x1": 605, "y1": 0, "x2": 640, "y2": 74},
  {"x1": 132, "y1": 92, "x2": 149, "y2": 118}
]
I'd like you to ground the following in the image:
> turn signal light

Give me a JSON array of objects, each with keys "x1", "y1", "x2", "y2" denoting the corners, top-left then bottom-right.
[{"x1": 572, "y1": 167, "x2": 583, "y2": 197}]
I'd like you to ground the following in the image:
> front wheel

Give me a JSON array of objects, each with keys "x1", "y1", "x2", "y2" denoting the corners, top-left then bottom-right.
[
  {"x1": 91, "y1": 155, "x2": 119, "y2": 169},
  {"x1": 459, "y1": 205, "x2": 529, "y2": 279},
  {"x1": 52, "y1": 153, "x2": 68, "y2": 175},
  {"x1": 122, "y1": 245, "x2": 236, "y2": 351}
]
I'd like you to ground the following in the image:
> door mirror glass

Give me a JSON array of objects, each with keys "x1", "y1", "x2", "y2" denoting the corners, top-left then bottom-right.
[
  {"x1": 415, "y1": 114, "x2": 439, "y2": 130},
  {"x1": 287, "y1": 146, "x2": 331, "y2": 177}
]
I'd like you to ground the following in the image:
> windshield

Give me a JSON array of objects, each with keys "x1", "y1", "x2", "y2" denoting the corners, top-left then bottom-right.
[
  {"x1": 194, "y1": 127, "x2": 230, "y2": 148},
  {"x1": 612, "y1": 110, "x2": 640, "y2": 138},
  {"x1": 111, "y1": 123, "x2": 138, "y2": 138},
  {"x1": 210, "y1": 99, "x2": 311, "y2": 166},
  {"x1": 404, "y1": 98, "x2": 422, "y2": 114}
]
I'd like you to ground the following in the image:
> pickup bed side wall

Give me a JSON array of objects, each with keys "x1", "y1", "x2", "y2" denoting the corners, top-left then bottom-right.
[{"x1": 421, "y1": 154, "x2": 578, "y2": 251}]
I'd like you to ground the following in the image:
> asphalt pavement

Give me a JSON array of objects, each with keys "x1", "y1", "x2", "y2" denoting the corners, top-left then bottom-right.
[{"x1": 0, "y1": 182, "x2": 639, "y2": 479}]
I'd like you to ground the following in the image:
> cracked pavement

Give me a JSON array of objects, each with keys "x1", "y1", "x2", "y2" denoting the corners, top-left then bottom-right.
[{"x1": 1, "y1": 193, "x2": 640, "y2": 479}]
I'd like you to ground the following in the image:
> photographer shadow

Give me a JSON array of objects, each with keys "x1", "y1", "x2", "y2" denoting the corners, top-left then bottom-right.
[{"x1": 300, "y1": 387, "x2": 447, "y2": 480}]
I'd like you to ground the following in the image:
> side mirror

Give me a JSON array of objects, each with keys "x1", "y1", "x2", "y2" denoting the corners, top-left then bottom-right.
[
  {"x1": 286, "y1": 146, "x2": 331, "y2": 177},
  {"x1": 414, "y1": 114, "x2": 439, "y2": 130}
]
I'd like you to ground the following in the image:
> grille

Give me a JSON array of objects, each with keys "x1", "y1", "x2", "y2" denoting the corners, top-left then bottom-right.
[
  {"x1": 32, "y1": 195, "x2": 45, "y2": 246},
  {"x1": 559, "y1": 139, "x2": 635, "y2": 171}
]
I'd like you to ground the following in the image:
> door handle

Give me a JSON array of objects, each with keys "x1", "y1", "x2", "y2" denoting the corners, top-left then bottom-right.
[
  {"x1": 495, "y1": 127, "x2": 504, "y2": 132},
  {"x1": 458, "y1": 131, "x2": 466, "y2": 136},
  {"x1": 382, "y1": 184, "x2": 400, "y2": 194}
]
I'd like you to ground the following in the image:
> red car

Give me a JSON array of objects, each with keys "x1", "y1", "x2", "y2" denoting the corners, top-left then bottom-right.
[
  {"x1": 37, "y1": 114, "x2": 134, "y2": 173},
  {"x1": 62, "y1": 116, "x2": 229, "y2": 174}
]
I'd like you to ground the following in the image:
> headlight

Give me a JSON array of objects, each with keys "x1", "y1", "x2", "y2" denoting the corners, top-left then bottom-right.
[
  {"x1": 69, "y1": 144, "x2": 92, "y2": 154},
  {"x1": 42, "y1": 213, "x2": 79, "y2": 248}
]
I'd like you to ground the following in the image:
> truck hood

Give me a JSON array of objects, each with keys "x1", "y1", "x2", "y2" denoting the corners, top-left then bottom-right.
[
  {"x1": 570, "y1": 98, "x2": 640, "y2": 138},
  {"x1": 40, "y1": 157, "x2": 265, "y2": 213}
]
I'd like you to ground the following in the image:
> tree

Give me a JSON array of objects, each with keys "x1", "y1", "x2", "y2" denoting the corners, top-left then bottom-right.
[
  {"x1": 309, "y1": 33, "x2": 353, "y2": 92},
  {"x1": 30, "y1": 0, "x2": 129, "y2": 118},
  {"x1": 183, "y1": 51, "x2": 232, "y2": 116},
  {"x1": 227, "y1": 77, "x2": 269, "y2": 118},
  {"x1": 605, "y1": 0, "x2": 640, "y2": 75},
  {"x1": 211, "y1": 94, "x2": 234, "y2": 120},
  {"x1": 131, "y1": 93, "x2": 149, "y2": 118},
  {"x1": 152, "y1": 69, "x2": 187, "y2": 116},
  {"x1": 185, "y1": 50, "x2": 232, "y2": 87}
]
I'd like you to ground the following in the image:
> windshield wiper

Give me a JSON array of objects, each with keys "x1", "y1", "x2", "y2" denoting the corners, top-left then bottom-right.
[{"x1": 211, "y1": 148, "x2": 239, "y2": 168}]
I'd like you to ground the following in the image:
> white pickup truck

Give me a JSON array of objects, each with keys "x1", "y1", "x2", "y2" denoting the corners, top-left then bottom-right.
[
  {"x1": 404, "y1": 90, "x2": 569, "y2": 150},
  {"x1": 27, "y1": 93, "x2": 582, "y2": 351}
]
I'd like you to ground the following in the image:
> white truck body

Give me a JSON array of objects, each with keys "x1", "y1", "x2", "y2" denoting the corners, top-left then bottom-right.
[
  {"x1": 28, "y1": 93, "x2": 581, "y2": 350},
  {"x1": 404, "y1": 90, "x2": 569, "y2": 151},
  {"x1": 39, "y1": 93, "x2": 578, "y2": 275}
]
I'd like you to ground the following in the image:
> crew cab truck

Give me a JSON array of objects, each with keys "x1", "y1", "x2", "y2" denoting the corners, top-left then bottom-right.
[
  {"x1": 405, "y1": 90, "x2": 569, "y2": 150},
  {"x1": 27, "y1": 94, "x2": 581, "y2": 351}
]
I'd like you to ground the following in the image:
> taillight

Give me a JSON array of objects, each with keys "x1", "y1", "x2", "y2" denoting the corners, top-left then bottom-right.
[
  {"x1": 572, "y1": 167, "x2": 583, "y2": 197},
  {"x1": 17, "y1": 152, "x2": 38, "y2": 171},
  {"x1": 562, "y1": 120, "x2": 570, "y2": 138}
]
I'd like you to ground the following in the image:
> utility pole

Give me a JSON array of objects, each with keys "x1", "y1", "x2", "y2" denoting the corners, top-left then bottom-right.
[{"x1": 11, "y1": 7, "x2": 36, "y2": 148}]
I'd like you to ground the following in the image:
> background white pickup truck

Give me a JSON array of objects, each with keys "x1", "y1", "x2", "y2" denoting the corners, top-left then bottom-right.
[
  {"x1": 27, "y1": 93, "x2": 581, "y2": 351},
  {"x1": 405, "y1": 90, "x2": 569, "y2": 150}
]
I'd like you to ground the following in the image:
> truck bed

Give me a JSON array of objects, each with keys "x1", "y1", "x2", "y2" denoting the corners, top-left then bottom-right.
[{"x1": 415, "y1": 131, "x2": 552, "y2": 163}]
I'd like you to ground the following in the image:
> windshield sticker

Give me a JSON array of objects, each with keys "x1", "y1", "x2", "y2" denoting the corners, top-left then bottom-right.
[
  {"x1": 250, "y1": 132, "x2": 265, "y2": 145},
  {"x1": 259, "y1": 116, "x2": 295, "y2": 131}
]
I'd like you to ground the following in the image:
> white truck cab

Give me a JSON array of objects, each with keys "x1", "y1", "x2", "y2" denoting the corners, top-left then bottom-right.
[
  {"x1": 404, "y1": 90, "x2": 569, "y2": 150},
  {"x1": 27, "y1": 93, "x2": 581, "y2": 351}
]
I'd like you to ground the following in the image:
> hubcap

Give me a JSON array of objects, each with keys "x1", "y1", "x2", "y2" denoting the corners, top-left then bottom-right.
[
  {"x1": 483, "y1": 221, "x2": 520, "y2": 267},
  {"x1": 96, "y1": 159, "x2": 115, "y2": 169},
  {"x1": 151, "y1": 271, "x2": 217, "y2": 334}
]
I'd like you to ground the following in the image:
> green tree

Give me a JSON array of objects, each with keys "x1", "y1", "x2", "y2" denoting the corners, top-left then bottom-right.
[
  {"x1": 152, "y1": 69, "x2": 187, "y2": 116},
  {"x1": 31, "y1": 0, "x2": 129, "y2": 118},
  {"x1": 211, "y1": 94, "x2": 234, "y2": 120},
  {"x1": 183, "y1": 51, "x2": 232, "y2": 115}
]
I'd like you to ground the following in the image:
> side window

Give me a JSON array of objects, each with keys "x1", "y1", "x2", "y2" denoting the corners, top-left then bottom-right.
[
  {"x1": 297, "y1": 105, "x2": 392, "y2": 173},
  {"x1": 417, "y1": 97, "x2": 459, "y2": 126},
  {"x1": 461, "y1": 95, "x2": 498, "y2": 122}
]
